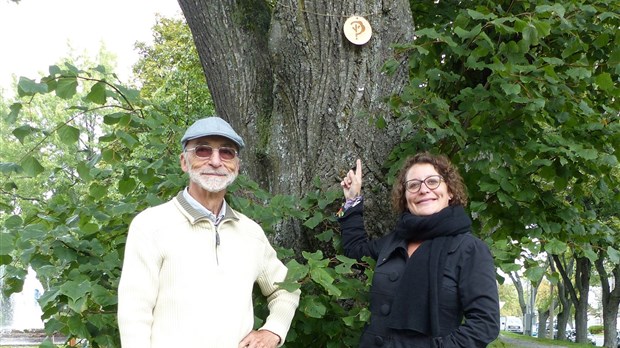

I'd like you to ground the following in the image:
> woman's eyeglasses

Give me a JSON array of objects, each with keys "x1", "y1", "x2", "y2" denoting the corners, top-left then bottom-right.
[
  {"x1": 185, "y1": 145, "x2": 238, "y2": 161},
  {"x1": 405, "y1": 175, "x2": 444, "y2": 193}
]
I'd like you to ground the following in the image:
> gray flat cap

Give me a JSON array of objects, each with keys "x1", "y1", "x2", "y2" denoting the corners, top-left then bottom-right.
[{"x1": 181, "y1": 117, "x2": 245, "y2": 149}]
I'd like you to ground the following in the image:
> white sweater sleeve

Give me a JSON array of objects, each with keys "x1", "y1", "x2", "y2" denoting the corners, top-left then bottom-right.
[
  {"x1": 118, "y1": 211, "x2": 162, "y2": 348},
  {"x1": 256, "y1": 240, "x2": 301, "y2": 346}
]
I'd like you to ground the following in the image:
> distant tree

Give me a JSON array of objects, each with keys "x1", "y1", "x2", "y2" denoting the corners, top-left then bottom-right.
[
  {"x1": 498, "y1": 281, "x2": 521, "y2": 317},
  {"x1": 132, "y1": 15, "x2": 215, "y2": 121}
]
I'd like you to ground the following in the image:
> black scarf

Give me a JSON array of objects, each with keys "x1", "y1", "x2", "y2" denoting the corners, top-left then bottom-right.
[{"x1": 386, "y1": 205, "x2": 472, "y2": 338}]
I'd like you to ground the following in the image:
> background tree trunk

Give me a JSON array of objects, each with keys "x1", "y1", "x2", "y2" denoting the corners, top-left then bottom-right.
[
  {"x1": 177, "y1": 0, "x2": 415, "y2": 251},
  {"x1": 595, "y1": 256, "x2": 620, "y2": 348},
  {"x1": 537, "y1": 308, "x2": 549, "y2": 339}
]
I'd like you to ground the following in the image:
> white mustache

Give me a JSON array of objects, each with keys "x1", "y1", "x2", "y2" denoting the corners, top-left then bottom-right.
[{"x1": 199, "y1": 171, "x2": 228, "y2": 175}]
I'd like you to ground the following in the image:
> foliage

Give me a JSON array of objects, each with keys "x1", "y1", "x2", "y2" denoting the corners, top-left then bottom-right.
[
  {"x1": 386, "y1": 0, "x2": 620, "y2": 341},
  {"x1": 132, "y1": 15, "x2": 215, "y2": 119},
  {"x1": 227, "y1": 173, "x2": 373, "y2": 347},
  {"x1": 498, "y1": 282, "x2": 521, "y2": 317},
  {"x1": 387, "y1": 0, "x2": 620, "y2": 325},
  {"x1": 589, "y1": 325, "x2": 603, "y2": 334}
]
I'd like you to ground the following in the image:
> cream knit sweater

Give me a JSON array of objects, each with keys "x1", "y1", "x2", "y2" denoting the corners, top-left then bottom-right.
[{"x1": 118, "y1": 192, "x2": 300, "y2": 348}]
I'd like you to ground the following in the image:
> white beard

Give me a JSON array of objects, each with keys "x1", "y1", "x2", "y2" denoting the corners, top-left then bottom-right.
[{"x1": 188, "y1": 166, "x2": 237, "y2": 193}]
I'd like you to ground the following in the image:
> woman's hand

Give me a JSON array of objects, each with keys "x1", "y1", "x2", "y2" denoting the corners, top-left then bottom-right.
[{"x1": 341, "y1": 159, "x2": 362, "y2": 200}]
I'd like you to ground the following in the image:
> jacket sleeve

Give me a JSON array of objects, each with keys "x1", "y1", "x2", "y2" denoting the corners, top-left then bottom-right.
[
  {"x1": 256, "y1": 238, "x2": 301, "y2": 347},
  {"x1": 338, "y1": 202, "x2": 382, "y2": 261},
  {"x1": 441, "y1": 238, "x2": 500, "y2": 347}
]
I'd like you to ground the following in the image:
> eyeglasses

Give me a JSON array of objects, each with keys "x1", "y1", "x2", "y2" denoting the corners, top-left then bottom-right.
[
  {"x1": 405, "y1": 175, "x2": 444, "y2": 193},
  {"x1": 185, "y1": 145, "x2": 238, "y2": 161}
]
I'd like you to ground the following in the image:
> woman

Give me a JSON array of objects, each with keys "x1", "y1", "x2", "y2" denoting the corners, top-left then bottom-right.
[{"x1": 339, "y1": 152, "x2": 500, "y2": 347}]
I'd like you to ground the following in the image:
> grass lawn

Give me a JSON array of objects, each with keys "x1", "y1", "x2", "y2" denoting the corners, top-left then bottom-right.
[{"x1": 490, "y1": 331, "x2": 598, "y2": 348}]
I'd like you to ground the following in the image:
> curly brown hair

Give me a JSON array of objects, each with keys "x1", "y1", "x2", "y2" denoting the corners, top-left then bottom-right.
[{"x1": 391, "y1": 152, "x2": 468, "y2": 213}]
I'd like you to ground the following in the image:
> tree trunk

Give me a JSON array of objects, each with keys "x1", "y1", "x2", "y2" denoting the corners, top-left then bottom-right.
[
  {"x1": 548, "y1": 256, "x2": 556, "y2": 339},
  {"x1": 595, "y1": 255, "x2": 620, "y2": 348},
  {"x1": 554, "y1": 254, "x2": 574, "y2": 341},
  {"x1": 573, "y1": 257, "x2": 591, "y2": 344},
  {"x1": 554, "y1": 254, "x2": 591, "y2": 343},
  {"x1": 509, "y1": 271, "x2": 527, "y2": 319},
  {"x1": 556, "y1": 285, "x2": 571, "y2": 340},
  {"x1": 177, "y1": 0, "x2": 415, "y2": 251},
  {"x1": 538, "y1": 308, "x2": 549, "y2": 339}
]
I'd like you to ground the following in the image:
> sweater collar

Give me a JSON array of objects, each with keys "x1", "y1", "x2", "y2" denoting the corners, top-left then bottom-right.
[{"x1": 174, "y1": 191, "x2": 239, "y2": 224}]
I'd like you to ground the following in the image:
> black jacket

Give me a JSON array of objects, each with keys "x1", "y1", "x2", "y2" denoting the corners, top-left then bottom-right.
[{"x1": 339, "y1": 204, "x2": 500, "y2": 348}]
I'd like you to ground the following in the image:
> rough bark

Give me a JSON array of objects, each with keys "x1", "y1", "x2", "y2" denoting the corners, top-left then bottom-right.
[{"x1": 177, "y1": 0, "x2": 415, "y2": 251}]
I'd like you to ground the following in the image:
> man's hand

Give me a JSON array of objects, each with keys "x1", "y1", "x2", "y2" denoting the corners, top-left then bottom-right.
[{"x1": 238, "y1": 330, "x2": 281, "y2": 348}]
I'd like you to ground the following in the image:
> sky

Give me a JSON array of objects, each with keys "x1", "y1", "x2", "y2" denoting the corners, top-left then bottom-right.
[{"x1": 0, "y1": 0, "x2": 182, "y2": 94}]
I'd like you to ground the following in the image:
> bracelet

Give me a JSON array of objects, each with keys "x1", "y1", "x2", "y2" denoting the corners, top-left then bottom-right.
[{"x1": 336, "y1": 196, "x2": 363, "y2": 217}]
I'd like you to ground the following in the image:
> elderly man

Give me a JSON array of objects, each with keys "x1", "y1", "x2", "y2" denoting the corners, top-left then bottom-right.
[{"x1": 118, "y1": 117, "x2": 300, "y2": 348}]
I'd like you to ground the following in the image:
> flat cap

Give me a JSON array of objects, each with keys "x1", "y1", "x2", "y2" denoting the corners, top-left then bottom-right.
[{"x1": 181, "y1": 116, "x2": 245, "y2": 149}]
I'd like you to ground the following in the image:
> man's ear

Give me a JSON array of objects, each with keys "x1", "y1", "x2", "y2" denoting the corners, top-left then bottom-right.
[{"x1": 180, "y1": 153, "x2": 189, "y2": 173}]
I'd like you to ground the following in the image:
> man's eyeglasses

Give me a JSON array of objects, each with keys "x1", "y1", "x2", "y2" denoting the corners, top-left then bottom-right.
[
  {"x1": 185, "y1": 145, "x2": 238, "y2": 161},
  {"x1": 405, "y1": 175, "x2": 444, "y2": 193}
]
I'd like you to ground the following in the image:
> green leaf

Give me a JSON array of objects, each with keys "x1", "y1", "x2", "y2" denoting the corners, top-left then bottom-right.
[
  {"x1": 17, "y1": 77, "x2": 48, "y2": 96},
  {"x1": 0, "y1": 233, "x2": 15, "y2": 255},
  {"x1": 300, "y1": 296, "x2": 327, "y2": 318},
  {"x1": 91, "y1": 284, "x2": 117, "y2": 307},
  {"x1": 102, "y1": 149, "x2": 120, "y2": 163},
  {"x1": 479, "y1": 181, "x2": 499, "y2": 193},
  {"x1": 310, "y1": 268, "x2": 341, "y2": 297},
  {"x1": 467, "y1": 9, "x2": 496, "y2": 20},
  {"x1": 315, "y1": 229, "x2": 334, "y2": 242},
  {"x1": 58, "y1": 125, "x2": 80, "y2": 145},
  {"x1": 500, "y1": 82, "x2": 521, "y2": 95},
  {"x1": 21, "y1": 156, "x2": 45, "y2": 177},
  {"x1": 6, "y1": 102, "x2": 22, "y2": 123},
  {"x1": 85, "y1": 81, "x2": 107, "y2": 104},
  {"x1": 0, "y1": 162, "x2": 22, "y2": 174},
  {"x1": 118, "y1": 177, "x2": 137, "y2": 195},
  {"x1": 594, "y1": 73, "x2": 614, "y2": 91},
  {"x1": 116, "y1": 130, "x2": 139, "y2": 148},
  {"x1": 4, "y1": 215, "x2": 23, "y2": 228},
  {"x1": 67, "y1": 314, "x2": 90, "y2": 337},
  {"x1": 523, "y1": 266, "x2": 545, "y2": 282},
  {"x1": 285, "y1": 259, "x2": 309, "y2": 282},
  {"x1": 303, "y1": 213, "x2": 324, "y2": 229},
  {"x1": 60, "y1": 280, "x2": 91, "y2": 302},
  {"x1": 89, "y1": 183, "x2": 108, "y2": 199},
  {"x1": 12, "y1": 124, "x2": 38, "y2": 143},
  {"x1": 21, "y1": 223, "x2": 47, "y2": 240},
  {"x1": 544, "y1": 239, "x2": 567, "y2": 255},
  {"x1": 76, "y1": 162, "x2": 93, "y2": 181},
  {"x1": 55, "y1": 76, "x2": 78, "y2": 99},
  {"x1": 108, "y1": 202, "x2": 138, "y2": 216},
  {"x1": 607, "y1": 247, "x2": 620, "y2": 265}
]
